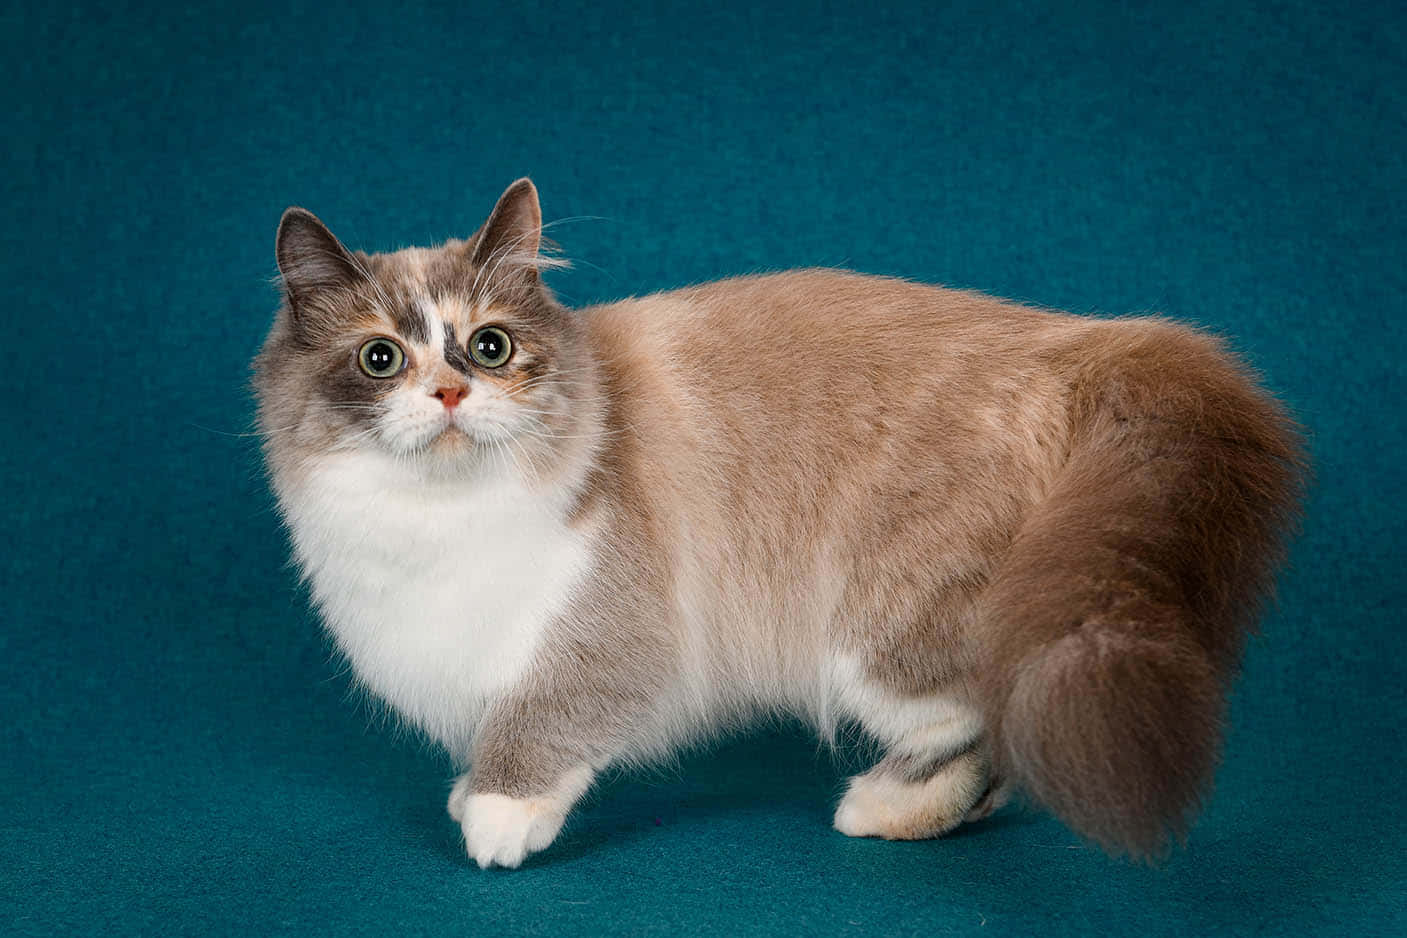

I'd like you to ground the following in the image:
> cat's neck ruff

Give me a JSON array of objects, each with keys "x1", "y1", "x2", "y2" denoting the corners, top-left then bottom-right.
[{"x1": 277, "y1": 444, "x2": 597, "y2": 761}]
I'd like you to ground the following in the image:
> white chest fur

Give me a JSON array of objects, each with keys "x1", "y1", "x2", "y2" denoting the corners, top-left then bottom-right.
[{"x1": 277, "y1": 451, "x2": 594, "y2": 759}]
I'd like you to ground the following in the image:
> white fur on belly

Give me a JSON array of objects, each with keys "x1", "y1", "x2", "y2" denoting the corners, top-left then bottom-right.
[{"x1": 278, "y1": 449, "x2": 593, "y2": 758}]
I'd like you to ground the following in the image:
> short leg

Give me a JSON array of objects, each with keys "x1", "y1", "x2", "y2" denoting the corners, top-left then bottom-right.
[
  {"x1": 439, "y1": 551, "x2": 679, "y2": 869},
  {"x1": 453, "y1": 690, "x2": 621, "y2": 869},
  {"x1": 831, "y1": 655, "x2": 1001, "y2": 840},
  {"x1": 457, "y1": 764, "x2": 595, "y2": 869},
  {"x1": 835, "y1": 747, "x2": 991, "y2": 840},
  {"x1": 450, "y1": 609, "x2": 675, "y2": 867}
]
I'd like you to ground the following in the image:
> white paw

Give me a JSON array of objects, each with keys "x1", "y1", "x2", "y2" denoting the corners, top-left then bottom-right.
[
  {"x1": 461, "y1": 793, "x2": 568, "y2": 869},
  {"x1": 834, "y1": 751, "x2": 987, "y2": 840},
  {"x1": 834, "y1": 773, "x2": 897, "y2": 838},
  {"x1": 447, "y1": 774, "x2": 473, "y2": 825}
]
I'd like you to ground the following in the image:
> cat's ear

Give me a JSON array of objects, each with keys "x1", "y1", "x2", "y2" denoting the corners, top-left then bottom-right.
[
  {"x1": 275, "y1": 208, "x2": 367, "y2": 312},
  {"x1": 470, "y1": 178, "x2": 544, "y2": 272}
]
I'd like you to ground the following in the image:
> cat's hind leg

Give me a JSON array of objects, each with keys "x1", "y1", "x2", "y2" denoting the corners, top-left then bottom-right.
[
  {"x1": 832, "y1": 663, "x2": 1004, "y2": 839},
  {"x1": 834, "y1": 744, "x2": 997, "y2": 839}
]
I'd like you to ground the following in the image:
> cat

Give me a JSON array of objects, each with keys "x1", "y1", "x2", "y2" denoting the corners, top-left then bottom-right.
[{"x1": 254, "y1": 178, "x2": 1303, "y2": 869}]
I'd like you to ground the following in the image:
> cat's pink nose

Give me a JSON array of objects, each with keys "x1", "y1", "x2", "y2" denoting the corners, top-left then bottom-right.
[{"x1": 433, "y1": 385, "x2": 468, "y2": 409}]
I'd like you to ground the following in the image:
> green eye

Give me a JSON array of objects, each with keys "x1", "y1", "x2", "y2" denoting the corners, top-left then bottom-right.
[
  {"x1": 357, "y1": 338, "x2": 405, "y2": 378},
  {"x1": 469, "y1": 326, "x2": 513, "y2": 368}
]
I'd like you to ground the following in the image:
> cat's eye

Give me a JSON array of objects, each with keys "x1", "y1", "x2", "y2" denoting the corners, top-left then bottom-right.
[
  {"x1": 469, "y1": 326, "x2": 513, "y2": 368},
  {"x1": 357, "y1": 338, "x2": 405, "y2": 378}
]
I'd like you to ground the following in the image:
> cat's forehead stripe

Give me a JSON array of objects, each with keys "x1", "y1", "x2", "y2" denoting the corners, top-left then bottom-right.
[
  {"x1": 418, "y1": 297, "x2": 453, "y2": 344},
  {"x1": 388, "y1": 297, "x2": 431, "y2": 344},
  {"x1": 442, "y1": 322, "x2": 473, "y2": 376}
]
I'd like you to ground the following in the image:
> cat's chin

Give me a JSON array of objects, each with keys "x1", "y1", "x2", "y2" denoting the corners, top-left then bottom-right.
[
  {"x1": 433, "y1": 425, "x2": 472, "y2": 447},
  {"x1": 384, "y1": 425, "x2": 508, "y2": 474},
  {"x1": 414, "y1": 425, "x2": 484, "y2": 462}
]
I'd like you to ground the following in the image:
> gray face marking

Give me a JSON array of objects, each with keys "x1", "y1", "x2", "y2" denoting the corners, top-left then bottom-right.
[
  {"x1": 443, "y1": 322, "x2": 473, "y2": 376},
  {"x1": 391, "y1": 298, "x2": 431, "y2": 344}
]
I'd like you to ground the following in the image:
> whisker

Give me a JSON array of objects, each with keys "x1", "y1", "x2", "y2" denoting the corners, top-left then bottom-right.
[
  {"x1": 539, "y1": 215, "x2": 612, "y2": 232},
  {"x1": 337, "y1": 248, "x2": 399, "y2": 318},
  {"x1": 473, "y1": 220, "x2": 573, "y2": 305},
  {"x1": 190, "y1": 422, "x2": 274, "y2": 439},
  {"x1": 497, "y1": 408, "x2": 574, "y2": 420},
  {"x1": 513, "y1": 426, "x2": 624, "y2": 442},
  {"x1": 506, "y1": 435, "x2": 543, "y2": 485},
  {"x1": 499, "y1": 366, "x2": 598, "y2": 396},
  {"x1": 470, "y1": 224, "x2": 546, "y2": 300},
  {"x1": 513, "y1": 415, "x2": 626, "y2": 442}
]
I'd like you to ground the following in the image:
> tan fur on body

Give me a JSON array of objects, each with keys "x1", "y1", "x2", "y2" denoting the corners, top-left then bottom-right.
[{"x1": 255, "y1": 180, "x2": 1303, "y2": 867}]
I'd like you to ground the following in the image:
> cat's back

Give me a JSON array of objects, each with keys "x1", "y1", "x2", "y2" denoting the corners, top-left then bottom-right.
[
  {"x1": 583, "y1": 268, "x2": 1062, "y2": 370},
  {"x1": 581, "y1": 269, "x2": 1077, "y2": 456},
  {"x1": 581, "y1": 267, "x2": 1077, "y2": 557},
  {"x1": 576, "y1": 270, "x2": 1082, "y2": 698}
]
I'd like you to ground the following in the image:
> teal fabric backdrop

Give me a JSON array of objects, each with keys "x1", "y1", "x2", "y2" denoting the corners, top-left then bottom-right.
[{"x1": 4, "y1": 0, "x2": 1404, "y2": 934}]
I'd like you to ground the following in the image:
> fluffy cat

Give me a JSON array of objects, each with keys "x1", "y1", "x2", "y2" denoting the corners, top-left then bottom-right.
[{"x1": 254, "y1": 179, "x2": 1303, "y2": 869}]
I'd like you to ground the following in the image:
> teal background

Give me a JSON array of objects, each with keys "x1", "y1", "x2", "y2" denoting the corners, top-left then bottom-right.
[{"x1": 4, "y1": 0, "x2": 1404, "y2": 934}]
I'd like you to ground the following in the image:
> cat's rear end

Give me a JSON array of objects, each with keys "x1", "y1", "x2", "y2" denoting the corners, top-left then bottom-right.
[
  {"x1": 974, "y1": 318, "x2": 1303, "y2": 856},
  {"x1": 588, "y1": 270, "x2": 1303, "y2": 858}
]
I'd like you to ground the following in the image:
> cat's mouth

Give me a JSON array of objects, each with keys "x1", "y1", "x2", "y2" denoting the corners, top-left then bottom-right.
[
  {"x1": 431, "y1": 424, "x2": 471, "y2": 447},
  {"x1": 389, "y1": 415, "x2": 509, "y2": 456}
]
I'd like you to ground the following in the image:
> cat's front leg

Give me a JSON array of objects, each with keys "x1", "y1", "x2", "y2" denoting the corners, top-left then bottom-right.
[
  {"x1": 451, "y1": 703, "x2": 610, "y2": 869},
  {"x1": 450, "y1": 763, "x2": 595, "y2": 869},
  {"x1": 450, "y1": 615, "x2": 674, "y2": 868}
]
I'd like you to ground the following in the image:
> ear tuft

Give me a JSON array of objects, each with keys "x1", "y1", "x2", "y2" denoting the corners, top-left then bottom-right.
[
  {"x1": 275, "y1": 208, "x2": 364, "y2": 306},
  {"x1": 471, "y1": 178, "x2": 545, "y2": 270}
]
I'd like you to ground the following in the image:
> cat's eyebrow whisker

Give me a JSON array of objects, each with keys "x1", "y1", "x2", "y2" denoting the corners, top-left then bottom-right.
[
  {"x1": 547, "y1": 250, "x2": 613, "y2": 283},
  {"x1": 468, "y1": 245, "x2": 496, "y2": 305},
  {"x1": 478, "y1": 212, "x2": 588, "y2": 275},
  {"x1": 343, "y1": 250, "x2": 401, "y2": 320},
  {"x1": 468, "y1": 220, "x2": 581, "y2": 314},
  {"x1": 538, "y1": 214, "x2": 610, "y2": 232},
  {"x1": 473, "y1": 222, "x2": 571, "y2": 305},
  {"x1": 470, "y1": 226, "x2": 540, "y2": 302}
]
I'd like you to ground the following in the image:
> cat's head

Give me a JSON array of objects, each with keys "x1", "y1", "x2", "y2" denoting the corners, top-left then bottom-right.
[{"x1": 255, "y1": 179, "x2": 597, "y2": 483}]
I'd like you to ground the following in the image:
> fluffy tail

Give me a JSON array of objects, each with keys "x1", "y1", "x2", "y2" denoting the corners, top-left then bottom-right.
[{"x1": 977, "y1": 322, "x2": 1305, "y2": 858}]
